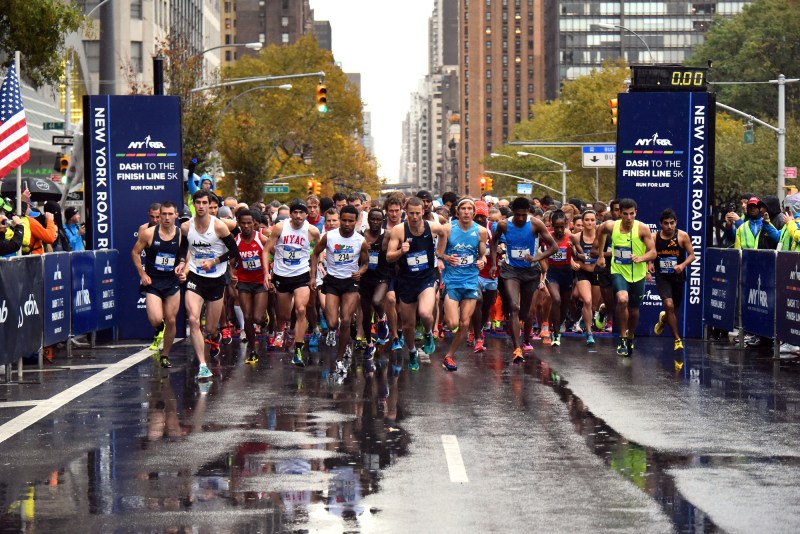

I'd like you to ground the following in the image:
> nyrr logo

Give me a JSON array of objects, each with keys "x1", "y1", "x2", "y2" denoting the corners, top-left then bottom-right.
[
  {"x1": 128, "y1": 135, "x2": 166, "y2": 150},
  {"x1": 747, "y1": 275, "x2": 768, "y2": 307},
  {"x1": 715, "y1": 259, "x2": 726, "y2": 274},
  {"x1": 790, "y1": 264, "x2": 800, "y2": 281},
  {"x1": 635, "y1": 133, "x2": 673, "y2": 147},
  {"x1": 642, "y1": 289, "x2": 663, "y2": 306},
  {"x1": 104, "y1": 260, "x2": 113, "y2": 275},
  {"x1": 75, "y1": 275, "x2": 92, "y2": 308}
]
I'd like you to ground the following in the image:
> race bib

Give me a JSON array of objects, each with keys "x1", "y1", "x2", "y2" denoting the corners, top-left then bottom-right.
[
  {"x1": 334, "y1": 252, "x2": 354, "y2": 264},
  {"x1": 453, "y1": 253, "x2": 475, "y2": 267},
  {"x1": 659, "y1": 256, "x2": 677, "y2": 274},
  {"x1": 282, "y1": 247, "x2": 301, "y2": 266},
  {"x1": 551, "y1": 247, "x2": 568, "y2": 262},
  {"x1": 194, "y1": 252, "x2": 216, "y2": 274},
  {"x1": 510, "y1": 247, "x2": 529, "y2": 260},
  {"x1": 406, "y1": 251, "x2": 429, "y2": 272},
  {"x1": 613, "y1": 246, "x2": 632, "y2": 265},
  {"x1": 583, "y1": 246, "x2": 596, "y2": 265},
  {"x1": 242, "y1": 256, "x2": 262, "y2": 271},
  {"x1": 368, "y1": 251, "x2": 379, "y2": 270},
  {"x1": 154, "y1": 252, "x2": 175, "y2": 272}
]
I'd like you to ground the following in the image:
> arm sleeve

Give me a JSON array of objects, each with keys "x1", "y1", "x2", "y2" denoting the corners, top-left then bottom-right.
[
  {"x1": 177, "y1": 233, "x2": 189, "y2": 262},
  {"x1": 217, "y1": 233, "x2": 240, "y2": 264},
  {"x1": 0, "y1": 225, "x2": 24, "y2": 255},
  {"x1": 763, "y1": 222, "x2": 781, "y2": 242}
]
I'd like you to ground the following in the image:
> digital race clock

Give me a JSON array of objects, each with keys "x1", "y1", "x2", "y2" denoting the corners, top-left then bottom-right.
[{"x1": 629, "y1": 65, "x2": 709, "y2": 92}]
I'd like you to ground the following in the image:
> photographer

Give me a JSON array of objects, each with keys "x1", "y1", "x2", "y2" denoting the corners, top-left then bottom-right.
[
  {"x1": 63, "y1": 206, "x2": 85, "y2": 251},
  {"x1": 0, "y1": 198, "x2": 24, "y2": 256}
]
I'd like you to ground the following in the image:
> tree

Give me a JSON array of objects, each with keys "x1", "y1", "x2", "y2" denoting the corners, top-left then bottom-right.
[
  {"x1": 0, "y1": 0, "x2": 86, "y2": 88},
  {"x1": 688, "y1": 0, "x2": 800, "y2": 120}
]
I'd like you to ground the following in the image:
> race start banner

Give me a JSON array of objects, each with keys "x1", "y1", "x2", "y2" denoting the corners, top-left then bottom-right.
[
  {"x1": 43, "y1": 252, "x2": 72, "y2": 347},
  {"x1": 83, "y1": 96, "x2": 183, "y2": 339},
  {"x1": 616, "y1": 91, "x2": 715, "y2": 338}
]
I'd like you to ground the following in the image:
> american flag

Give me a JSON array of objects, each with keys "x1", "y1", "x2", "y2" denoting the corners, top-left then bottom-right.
[{"x1": 0, "y1": 61, "x2": 30, "y2": 179}]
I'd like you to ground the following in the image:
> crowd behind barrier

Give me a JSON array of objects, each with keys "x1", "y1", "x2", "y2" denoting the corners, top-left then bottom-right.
[
  {"x1": 703, "y1": 248, "x2": 800, "y2": 350},
  {"x1": 0, "y1": 250, "x2": 118, "y2": 372}
]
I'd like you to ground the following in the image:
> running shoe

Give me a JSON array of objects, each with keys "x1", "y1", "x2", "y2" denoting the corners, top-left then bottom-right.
[
  {"x1": 205, "y1": 332, "x2": 221, "y2": 358},
  {"x1": 196, "y1": 364, "x2": 212, "y2": 379},
  {"x1": 308, "y1": 331, "x2": 320, "y2": 348},
  {"x1": 408, "y1": 349, "x2": 420, "y2": 371},
  {"x1": 674, "y1": 359, "x2": 684, "y2": 371},
  {"x1": 586, "y1": 333, "x2": 595, "y2": 347},
  {"x1": 292, "y1": 347, "x2": 305, "y2": 367},
  {"x1": 160, "y1": 355, "x2": 172, "y2": 368},
  {"x1": 654, "y1": 311, "x2": 666, "y2": 335},
  {"x1": 320, "y1": 315, "x2": 328, "y2": 332},
  {"x1": 149, "y1": 328, "x2": 163, "y2": 351},
  {"x1": 628, "y1": 336, "x2": 635, "y2": 355},
  {"x1": 221, "y1": 326, "x2": 233, "y2": 345},
  {"x1": 391, "y1": 337, "x2": 403, "y2": 351},
  {"x1": 594, "y1": 304, "x2": 607, "y2": 330},
  {"x1": 376, "y1": 320, "x2": 389, "y2": 341},
  {"x1": 442, "y1": 355, "x2": 458, "y2": 372},
  {"x1": 491, "y1": 320, "x2": 502, "y2": 331},
  {"x1": 522, "y1": 342, "x2": 533, "y2": 352},
  {"x1": 354, "y1": 338, "x2": 367, "y2": 350},
  {"x1": 326, "y1": 330, "x2": 337, "y2": 347},
  {"x1": 364, "y1": 345, "x2": 377, "y2": 361},
  {"x1": 474, "y1": 338, "x2": 485, "y2": 353},
  {"x1": 273, "y1": 331, "x2": 284, "y2": 348},
  {"x1": 423, "y1": 332, "x2": 436, "y2": 355},
  {"x1": 616, "y1": 338, "x2": 629, "y2": 357},
  {"x1": 541, "y1": 323, "x2": 551, "y2": 345},
  {"x1": 335, "y1": 359, "x2": 347, "y2": 375},
  {"x1": 415, "y1": 326, "x2": 424, "y2": 341},
  {"x1": 512, "y1": 348, "x2": 525, "y2": 363},
  {"x1": 245, "y1": 351, "x2": 259, "y2": 365},
  {"x1": 467, "y1": 331, "x2": 475, "y2": 346},
  {"x1": 551, "y1": 333, "x2": 561, "y2": 347},
  {"x1": 344, "y1": 344, "x2": 353, "y2": 360},
  {"x1": 674, "y1": 338, "x2": 684, "y2": 351}
]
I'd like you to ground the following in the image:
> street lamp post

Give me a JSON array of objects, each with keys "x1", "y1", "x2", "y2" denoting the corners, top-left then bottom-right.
[
  {"x1": 484, "y1": 170, "x2": 565, "y2": 197},
  {"x1": 516, "y1": 151, "x2": 569, "y2": 204},
  {"x1": 595, "y1": 23, "x2": 655, "y2": 64},
  {"x1": 197, "y1": 42, "x2": 263, "y2": 56}
]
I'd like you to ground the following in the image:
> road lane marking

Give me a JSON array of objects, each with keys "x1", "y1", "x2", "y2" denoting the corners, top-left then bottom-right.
[
  {"x1": 0, "y1": 347, "x2": 153, "y2": 445},
  {"x1": 441, "y1": 434, "x2": 469, "y2": 483},
  {"x1": 0, "y1": 401, "x2": 40, "y2": 408}
]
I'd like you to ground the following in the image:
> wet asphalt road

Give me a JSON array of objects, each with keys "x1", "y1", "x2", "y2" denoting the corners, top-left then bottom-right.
[{"x1": 0, "y1": 331, "x2": 799, "y2": 533}]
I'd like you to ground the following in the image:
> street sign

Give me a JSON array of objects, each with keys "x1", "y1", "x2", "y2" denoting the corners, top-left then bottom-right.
[
  {"x1": 43, "y1": 122, "x2": 65, "y2": 130},
  {"x1": 517, "y1": 183, "x2": 533, "y2": 195},
  {"x1": 52, "y1": 135, "x2": 74, "y2": 146},
  {"x1": 263, "y1": 185, "x2": 290, "y2": 194},
  {"x1": 785, "y1": 167, "x2": 797, "y2": 179},
  {"x1": 582, "y1": 145, "x2": 616, "y2": 168}
]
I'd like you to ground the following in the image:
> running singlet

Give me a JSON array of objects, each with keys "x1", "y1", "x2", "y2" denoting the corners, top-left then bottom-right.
[
  {"x1": 610, "y1": 220, "x2": 647, "y2": 282},
  {"x1": 364, "y1": 231, "x2": 391, "y2": 279},
  {"x1": 443, "y1": 221, "x2": 481, "y2": 289},
  {"x1": 504, "y1": 220, "x2": 538, "y2": 268},
  {"x1": 273, "y1": 220, "x2": 312, "y2": 277},
  {"x1": 187, "y1": 216, "x2": 227, "y2": 278},
  {"x1": 145, "y1": 225, "x2": 180, "y2": 278},
  {"x1": 654, "y1": 232, "x2": 686, "y2": 277},
  {"x1": 548, "y1": 233, "x2": 572, "y2": 268},
  {"x1": 325, "y1": 229, "x2": 365, "y2": 279},
  {"x1": 580, "y1": 232, "x2": 597, "y2": 266},
  {"x1": 235, "y1": 234, "x2": 265, "y2": 283},
  {"x1": 398, "y1": 221, "x2": 436, "y2": 281}
]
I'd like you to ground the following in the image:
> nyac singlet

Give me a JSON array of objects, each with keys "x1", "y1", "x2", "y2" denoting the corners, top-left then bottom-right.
[{"x1": 273, "y1": 220, "x2": 312, "y2": 277}]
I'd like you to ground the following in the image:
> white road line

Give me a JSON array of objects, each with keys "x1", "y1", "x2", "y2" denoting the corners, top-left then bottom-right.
[
  {"x1": 0, "y1": 401, "x2": 40, "y2": 408},
  {"x1": 0, "y1": 348, "x2": 153, "y2": 445},
  {"x1": 441, "y1": 434, "x2": 469, "y2": 483}
]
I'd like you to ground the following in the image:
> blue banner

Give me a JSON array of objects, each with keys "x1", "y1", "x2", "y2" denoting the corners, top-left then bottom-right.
[
  {"x1": 94, "y1": 250, "x2": 118, "y2": 332},
  {"x1": 703, "y1": 248, "x2": 740, "y2": 332},
  {"x1": 71, "y1": 251, "x2": 96, "y2": 336},
  {"x1": 776, "y1": 252, "x2": 800, "y2": 346},
  {"x1": 740, "y1": 249, "x2": 776, "y2": 339},
  {"x1": 43, "y1": 252, "x2": 72, "y2": 346},
  {"x1": 616, "y1": 91, "x2": 714, "y2": 338},
  {"x1": 0, "y1": 256, "x2": 44, "y2": 364},
  {"x1": 83, "y1": 95, "x2": 184, "y2": 339}
]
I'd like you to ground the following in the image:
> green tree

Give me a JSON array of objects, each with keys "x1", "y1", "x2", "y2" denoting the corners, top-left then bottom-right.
[
  {"x1": 688, "y1": 0, "x2": 800, "y2": 120},
  {"x1": 0, "y1": 0, "x2": 86, "y2": 87}
]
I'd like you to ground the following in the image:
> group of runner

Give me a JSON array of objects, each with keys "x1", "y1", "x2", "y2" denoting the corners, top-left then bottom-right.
[{"x1": 132, "y1": 188, "x2": 696, "y2": 380}]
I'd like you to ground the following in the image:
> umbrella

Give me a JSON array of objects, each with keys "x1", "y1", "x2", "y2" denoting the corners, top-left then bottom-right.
[{"x1": 1, "y1": 175, "x2": 64, "y2": 203}]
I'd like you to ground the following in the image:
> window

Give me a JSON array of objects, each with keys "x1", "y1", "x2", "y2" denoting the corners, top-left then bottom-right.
[
  {"x1": 281, "y1": 33, "x2": 290, "y2": 44},
  {"x1": 84, "y1": 40, "x2": 100, "y2": 71},
  {"x1": 130, "y1": 0, "x2": 142, "y2": 19},
  {"x1": 259, "y1": 33, "x2": 266, "y2": 43},
  {"x1": 281, "y1": 16, "x2": 289, "y2": 27},
  {"x1": 130, "y1": 41, "x2": 143, "y2": 73},
  {"x1": 486, "y1": 98, "x2": 492, "y2": 108},
  {"x1": 486, "y1": 55, "x2": 492, "y2": 64},
  {"x1": 486, "y1": 69, "x2": 492, "y2": 79}
]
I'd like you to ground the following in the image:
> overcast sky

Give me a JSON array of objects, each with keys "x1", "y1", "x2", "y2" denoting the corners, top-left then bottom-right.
[{"x1": 311, "y1": 0, "x2": 432, "y2": 183}]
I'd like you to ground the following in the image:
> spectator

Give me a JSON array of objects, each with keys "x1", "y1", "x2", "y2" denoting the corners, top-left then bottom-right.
[
  {"x1": 762, "y1": 196, "x2": 786, "y2": 231},
  {"x1": 734, "y1": 197, "x2": 779, "y2": 250},
  {"x1": 42, "y1": 201, "x2": 70, "y2": 252},
  {"x1": 0, "y1": 198, "x2": 24, "y2": 256},
  {"x1": 63, "y1": 206, "x2": 85, "y2": 251},
  {"x1": 779, "y1": 193, "x2": 800, "y2": 251},
  {"x1": 17, "y1": 201, "x2": 57, "y2": 255}
]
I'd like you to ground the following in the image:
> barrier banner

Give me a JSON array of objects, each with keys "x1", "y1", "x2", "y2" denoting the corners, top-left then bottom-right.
[
  {"x1": 83, "y1": 95, "x2": 183, "y2": 339},
  {"x1": 0, "y1": 256, "x2": 44, "y2": 364},
  {"x1": 43, "y1": 252, "x2": 72, "y2": 346},
  {"x1": 703, "y1": 248, "x2": 740, "y2": 332},
  {"x1": 71, "y1": 251, "x2": 97, "y2": 336},
  {"x1": 740, "y1": 249, "x2": 776, "y2": 339},
  {"x1": 615, "y1": 91, "x2": 714, "y2": 338},
  {"x1": 776, "y1": 252, "x2": 800, "y2": 347},
  {"x1": 94, "y1": 250, "x2": 118, "y2": 332}
]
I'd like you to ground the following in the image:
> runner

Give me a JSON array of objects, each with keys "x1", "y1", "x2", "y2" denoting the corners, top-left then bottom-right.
[
  {"x1": 232, "y1": 209, "x2": 270, "y2": 364},
  {"x1": 175, "y1": 191, "x2": 240, "y2": 379},
  {"x1": 359, "y1": 207, "x2": 392, "y2": 363},
  {"x1": 264, "y1": 200, "x2": 320, "y2": 367},
  {"x1": 382, "y1": 195, "x2": 405, "y2": 351},
  {"x1": 543, "y1": 210, "x2": 581, "y2": 347},
  {"x1": 386, "y1": 197, "x2": 445, "y2": 371},
  {"x1": 574, "y1": 210, "x2": 601, "y2": 347},
  {"x1": 470, "y1": 201, "x2": 497, "y2": 353},
  {"x1": 490, "y1": 197, "x2": 557, "y2": 363},
  {"x1": 593, "y1": 199, "x2": 620, "y2": 332},
  {"x1": 131, "y1": 201, "x2": 181, "y2": 368},
  {"x1": 436, "y1": 198, "x2": 489, "y2": 371},
  {"x1": 650, "y1": 208, "x2": 696, "y2": 368},
  {"x1": 594, "y1": 198, "x2": 657, "y2": 357},
  {"x1": 311, "y1": 205, "x2": 368, "y2": 373}
]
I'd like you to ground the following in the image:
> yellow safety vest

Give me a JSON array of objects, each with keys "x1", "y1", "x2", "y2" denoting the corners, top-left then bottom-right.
[{"x1": 5, "y1": 217, "x2": 32, "y2": 254}]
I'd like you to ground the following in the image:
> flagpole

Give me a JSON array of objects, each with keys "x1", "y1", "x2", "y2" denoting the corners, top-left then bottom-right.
[{"x1": 15, "y1": 50, "x2": 21, "y2": 217}]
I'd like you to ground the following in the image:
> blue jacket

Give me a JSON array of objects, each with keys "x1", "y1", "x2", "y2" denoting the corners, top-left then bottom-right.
[{"x1": 64, "y1": 223, "x2": 85, "y2": 251}]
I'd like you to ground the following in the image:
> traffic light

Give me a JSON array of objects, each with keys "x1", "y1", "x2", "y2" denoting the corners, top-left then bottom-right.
[
  {"x1": 313, "y1": 180, "x2": 321, "y2": 196},
  {"x1": 485, "y1": 177, "x2": 493, "y2": 191},
  {"x1": 59, "y1": 154, "x2": 70, "y2": 175},
  {"x1": 307, "y1": 180, "x2": 315, "y2": 195},
  {"x1": 480, "y1": 176, "x2": 487, "y2": 192},
  {"x1": 609, "y1": 98, "x2": 619, "y2": 126},
  {"x1": 316, "y1": 84, "x2": 328, "y2": 113}
]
